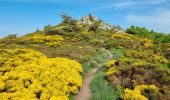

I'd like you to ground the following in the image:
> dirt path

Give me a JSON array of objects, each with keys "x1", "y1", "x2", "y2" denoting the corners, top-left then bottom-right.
[
  {"x1": 75, "y1": 67, "x2": 98, "y2": 100},
  {"x1": 75, "y1": 49, "x2": 113, "y2": 100}
]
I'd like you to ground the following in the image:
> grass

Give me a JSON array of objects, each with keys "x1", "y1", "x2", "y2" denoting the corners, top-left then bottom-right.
[
  {"x1": 90, "y1": 71, "x2": 115, "y2": 100},
  {"x1": 81, "y1": 48, "x2": 110, "y2": 78},
  {"x1": 69, "y1": 93, "x2": 75, "y2": 100},
  {"x1": 90, "y1": 67, "x2": 124, "y2": 100},
  {"x1": 69, "y1": 48, "x2": 110, "y2": 99},
  {"x1": 92, "y1": 48, "x2": 110, "y2": 63},
  {"x1": 90, "y1": 49, "x2": 124, "y2": 100},
  {"x1": 81, "y1": 62, "x2": 94, "y2": 79},
  {"x1": 111, "y1": 48, "x2": 125, "y2": 60}
]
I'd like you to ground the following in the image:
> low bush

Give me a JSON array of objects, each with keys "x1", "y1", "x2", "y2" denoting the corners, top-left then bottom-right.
[
  {"x1": 19, "y1": 34, "x2": 64, "y2": 47},
  {"x1": 104, "y1": 33, "x2": 153, "y2": 50},
  {"x1": 105, "y1": 58, "x2": 170, "y2": 99},
  {"x1": 124, "y1": 85, "x2": 159, "y2": 100},
  {"x1": 0, "y1": 49, "x2": 83, "y2": 100}
]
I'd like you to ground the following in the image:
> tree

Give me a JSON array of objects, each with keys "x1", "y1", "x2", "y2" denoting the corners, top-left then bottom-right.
[
  {"x1": 126, "y1": 26, "x2": 166, "y2": 42},
  {"x1": 59, "y1": 12, "x2": 77, "y2": 25},
  {"x1": 44, "y1": 25, "x2": 56, "y2": 35},
  {"x1": 126, "y1": 26, "x2": 149, "y2": 36},
  {"x1": 59, "y1": 12, "x2": 81, "y2": 33}
]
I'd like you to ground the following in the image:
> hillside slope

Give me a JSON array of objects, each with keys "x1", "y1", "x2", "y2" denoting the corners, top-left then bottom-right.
[{"x1": 0, "y1": 14, "x2": 170, "y2": 100}]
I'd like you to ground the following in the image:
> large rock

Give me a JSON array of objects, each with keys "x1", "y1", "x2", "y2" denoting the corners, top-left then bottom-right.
[
  {"x1": 78, "y1": 15, "x2": 98, "y2": 25},
  {"x1": 78, "y1": 15, "x2": 125, "y2": 32}
]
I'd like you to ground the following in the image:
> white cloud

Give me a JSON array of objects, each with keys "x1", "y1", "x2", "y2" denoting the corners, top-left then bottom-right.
[
  {"x1": 100, "y1": 0, "x2": 168, "y2": 10},
  {"x1": 126, "y1": 9, "x2": 170, "y2": 33},
  {"x1": 100, "y1": 1, "x2": 138, "y2": 9}
]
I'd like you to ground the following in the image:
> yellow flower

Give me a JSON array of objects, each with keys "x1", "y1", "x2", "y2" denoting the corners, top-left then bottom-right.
[
  {"x1": 111, "y1": 33, "x2": 135, "y2": 40},
  {"x1": 153, "y1": 54, "x2": 168, "y2": 64},
  {"x1": 0, "y1": 49, "x2": 83, "y2": 99},
  {"x1": 105, "y1": 60, "x2": 116, "y2": 68},
  {"x1": 105, "y1": 67, "x2": 117, "y2": 76},
  {"x1": 141, "y1": 38, "x2": 153, "y2": 48},
  {"x1": 19, "y1": 34, "x2": 64, "y2": 46},
  {"x1": 105, "y1": 60, "x2": 117, "y2": 76},
  {"x1": 124, "y1": 88, "x2": 148, "y2": 100},
  {"x1": 123, "y1": 85, "x2": 159, "y2": 100}
]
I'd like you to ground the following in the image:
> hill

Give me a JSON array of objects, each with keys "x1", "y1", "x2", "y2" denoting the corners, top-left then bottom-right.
[{"x1": 0, "y1": 14, "x2": 170, "y2": 100}]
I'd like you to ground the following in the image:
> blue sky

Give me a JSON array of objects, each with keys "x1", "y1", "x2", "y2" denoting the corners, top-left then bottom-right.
[{"x1": 0, "y1": 0, "x2": 170, "y2": 37}]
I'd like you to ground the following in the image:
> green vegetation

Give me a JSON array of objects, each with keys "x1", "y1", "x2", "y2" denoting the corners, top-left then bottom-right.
[
  {"x1": 81, "y1": 48, "x2": 109, "y2": 79},
  {"x1": 90, "y1": 68, "x2": 117, "y2": 100},
  {"x1": 90, "y1": 65, "x2": 124, "y2": 100},
  {"x1": 104, "y1": 32, "x2": 170, "y2": 99},
  {"x1": 126, "y1": 26, "x2": 170, "y2": 43}
]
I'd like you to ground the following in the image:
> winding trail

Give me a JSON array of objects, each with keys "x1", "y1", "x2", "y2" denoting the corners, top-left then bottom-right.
[
  {"x1": 75, "y1": 49, "x2": 113, "y2": 100},
  {"x1": 75, "y1": 67, "x2": 98, "y2": 100}
]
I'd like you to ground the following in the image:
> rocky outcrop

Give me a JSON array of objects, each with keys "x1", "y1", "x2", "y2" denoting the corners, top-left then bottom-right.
[
  {"x1": 77, "y1": 15, "x2": 98, "y2": 25},
  {"x1": 77, "y1": 15, "x2": 125, "y2": 32}
]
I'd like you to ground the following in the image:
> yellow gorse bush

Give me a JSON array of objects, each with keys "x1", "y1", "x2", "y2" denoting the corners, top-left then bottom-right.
[
  {"x1": 124, "y1": 88, "x2": 148, "y2": 100},
  {"x1": 111, "y1": 33, "x2": 135, "y2": 40},
  {"x1": 140, "y1": 38, "x2": 153, "y2": 48},
  {"x1": 111, "y1": 33, "x2": 153, "y2": 49},
  {"x1": 105, "y1": 60, "x2": 116, "y2": 68},
  {"x1": 153, "y1": 54, "x2": 169, "y2": 64},
  {"x1": 19, "y1": 34, "x2": 64, "y2": 46},
  {"x1": 105, "y1": 60, "x2": 117, "y2": 76},
  {"x1": 0, "y1": 49, "x2": 83, "y2": 100},
  {"x1": 135, "y1": 85, "x2": 159, "y2": 92},
  {"x1": 124, "y1": 85, "x2": 159, "y2": 100},
  {"x1": 126, "y1": 50, "x2": 168, "y2": 64},
  {"x1": 105, "y1": 67, "x2": 117, "y2": 76}
]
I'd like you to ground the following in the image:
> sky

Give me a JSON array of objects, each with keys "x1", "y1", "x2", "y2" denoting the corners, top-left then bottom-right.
[{"x1": 0, "y1": 0, "x2": 170, "y2": 37}]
